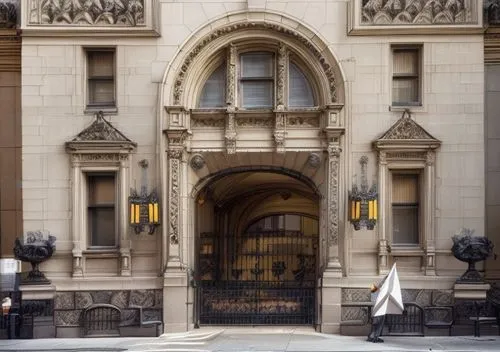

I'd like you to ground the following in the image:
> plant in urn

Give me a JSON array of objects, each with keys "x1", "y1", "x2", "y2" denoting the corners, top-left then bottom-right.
[
  {"x1": 451, "y1": 228, "x2": 493, "y2": 283},
  {"x1": 13, "y1": 230, "x2": 56, "y2": 284}
]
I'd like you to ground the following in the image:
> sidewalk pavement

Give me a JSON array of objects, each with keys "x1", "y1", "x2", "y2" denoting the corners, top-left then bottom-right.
[{"x1": 1, "y1": 328, "x2": 500, "y2": 352}]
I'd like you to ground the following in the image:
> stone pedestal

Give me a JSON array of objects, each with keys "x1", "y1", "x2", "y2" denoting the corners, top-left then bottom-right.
[
  {"x1": 19, "y1": 284, "x2": 56, "y2": 338},
  {"x1": 453, "y1": 283, "x2": 491, "y2": 300},
  {"x1": 320, "y1": 274, "x2": 342, "y2": 334},
  {"x1": 163, "y1": 271, "x2": 190, "y2": 333}
]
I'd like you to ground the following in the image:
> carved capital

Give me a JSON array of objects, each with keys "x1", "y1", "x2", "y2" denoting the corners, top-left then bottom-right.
[
  {"x1": 273, "y1": 130, "x2": 286, "y2": 154},
  {"x1": 379, "y1": 151, "x2": 387, "y2": 165},
  {"x1": 426, "y1": 151, "x2": 435, "y2": 166},
  {"x1": 327, "y1": 144, "x2": 341, "y2": 158},
  {"x1": 225, "y1": 112, "x2": 237, "y2": 154},
  {"x1": 166, "y1": 129, "x2": 188, "y2": 150}
]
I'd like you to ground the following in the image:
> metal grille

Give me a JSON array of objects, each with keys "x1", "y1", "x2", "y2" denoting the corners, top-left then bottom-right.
[
  {"x1": 197, "y1": 230, "x2": 317, "y2": 325},
  {"x1": 385, "y1": 303, "x2": 424, "y2": 336}
]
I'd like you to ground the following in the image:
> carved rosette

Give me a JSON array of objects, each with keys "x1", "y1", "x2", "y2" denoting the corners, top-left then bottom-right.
[
  {"x1": 327, "y1": 143, "x2": 341, "y2": 246},
  {"x1": 173, "y1": 22, "x2": 338, "y2": 105}
]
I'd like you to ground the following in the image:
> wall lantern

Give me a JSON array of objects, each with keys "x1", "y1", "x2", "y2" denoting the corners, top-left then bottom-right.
[
  {"x1": 348, "y1": 156, "x2": 378, "y2": 230},
  {"x1": 129, "y1": 159, "x2": 160, "y2": 235}
]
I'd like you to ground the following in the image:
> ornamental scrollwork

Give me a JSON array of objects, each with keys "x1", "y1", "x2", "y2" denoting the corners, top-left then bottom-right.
[
  {"x1": 328, "y1": 144, "x2": 341, "y2": 246},
  {"x1": 29, "y1": 0, "x2": 145, "y2": 26},
  {"x1": 276, "y1": 43, "x2": 287, "y2": 107},
  {"x1": 226, "y1": 44, "x2": 236, "y2": 106},
  {"x1": 168, "y1": 157, "x2": 180, "y2": 245}
]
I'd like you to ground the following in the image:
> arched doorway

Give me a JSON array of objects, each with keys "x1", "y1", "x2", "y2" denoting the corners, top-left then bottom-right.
[{"x1": 194, "y1": 170, "x2": 320, "y2": 325}]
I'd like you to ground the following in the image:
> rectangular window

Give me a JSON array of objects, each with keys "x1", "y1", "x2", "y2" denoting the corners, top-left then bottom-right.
[
  {"x1": 87, "y1": 49, "x2": 115, "y2": 109},
  {"x1": 240, "y1": 52, "x2": 274, "y2": 108},
  {"x1": 392, "y1": 46, "x2": 421, "y2": 106},
  {"x1": 87, "y1": 173, "x2": 116, "y2": 247},
  {"x1": 392, "y1": 173, "x2": 419, "y2": 245}
]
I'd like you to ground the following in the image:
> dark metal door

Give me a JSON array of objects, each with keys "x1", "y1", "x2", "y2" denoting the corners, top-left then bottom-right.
[{"x1": 197, "y1": 230, "x2": 317, "y2": 325}]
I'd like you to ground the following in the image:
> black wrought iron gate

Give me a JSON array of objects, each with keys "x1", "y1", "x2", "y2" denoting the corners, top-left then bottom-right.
[{"x1": 196, "y1": 230, "x2": 317, "y2": 325}]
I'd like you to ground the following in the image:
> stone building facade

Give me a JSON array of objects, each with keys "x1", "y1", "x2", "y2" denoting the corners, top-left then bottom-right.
[{"x1": 10, "y1": 0, "x2": 496, "y2": 336}]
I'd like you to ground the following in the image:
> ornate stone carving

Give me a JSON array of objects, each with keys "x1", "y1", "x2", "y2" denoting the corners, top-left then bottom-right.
[
  {"x1": 168, "y1": 157, "x2": 180, "y2": 245},
  {"x1": 236, "y1": 117, "x2": 273, "y2": 128},
  {"x1": 307, "y1": 153, "x2": 321, "y2": 168},
  {"x1": 378, "y1": 110, "x2": 436, "y2": 140},
  {"x1": 54, "y1": 292, "x2": 75, "y2": 310},
  {"x1": 226, "y1": 44, "x2": 236, "y2": 106},
  {"x1": 277, "y1": 43, "x2": 287, "y2": 107},
  {"x1": 190, "y1": 154, "x2": 205, "y2": 170},
  {"x1": 287, "y1": 116, "x2": 319, "y2": 127},
  {"x1": 72, "y1": 153, "x2": 129, "y2": 162},
  {"x1": 361, "y1": 0, "x2": 474, "y2": 25},
  {"x1": 191, "y1": 116, "x2": 225, "y2": 128},
  {"x1": 426, "y1": 151, "x2": 435, "y2": 165},
  {"x1": 75, "y1": 292, "x2": 93, "y2": 309},
  {"x1": 55, "y1": 310, "x2": 82, "y2": 326},
  {"x1": 273, "y1": 130, "x2": 286, "y2": 153},
  {"x1": 386, "y1": 152, "x2": 425, "y2": 160},
  {"x1": 29, "y1": 0, "x2": 145, "y2": 26},
  {"x1": 342, "y1": 288, "x2": 371, "y2": 303},
  {"x1": 328, "y1": 144, "x2": 341, "y2": 246},
  {"x1": 173, "y1": 22, "x2": 338, "y2": 105},
  {"x1": 0, "y1": 0, "x2": 18, "y2": 28},
  {"x1": 130, "y1": 289, "x2": 155, "y2": 307},
  {"x1": 69, "y1": 111, "x2": 135, "y2": 143},
  {"x1": 225, "y1": 110, "x2": 237, "y2": 154}
]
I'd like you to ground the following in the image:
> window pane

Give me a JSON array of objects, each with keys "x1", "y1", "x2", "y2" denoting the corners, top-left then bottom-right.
[
  {"x1": 289, "y1": 63, "x2": 314, "y2": 107},
  {"x1": 241, "y1": 81, "x2": 273, "y2": 108},
  {"x1": 393, "y1": 206, "x2": 418, "y2": 244},
  {"x1": 285, "y1": 214, "x2": 301, "y2": 231},
  {"x1": 88, "y1": 174, "x2": 116, "y2": 247},
  {"x1": 89, "y1": 80, "x2": 115, "y2": 105},
  {"x1": 89, "y1": 207, "x2": 115, "y2": 247},
  {"x1": 393, "y1": 50, "x2": 418, "y2": 75},
  {"x1": 241, "y1": 53, "x2": 273, "y2": 78},
  {"x1": 199, "y1": 64, "x2": 226, "y2": 108},
  {"x1": 392, "y1": 78, "x2": 419, "y2": 105},
  {"x1": 392, "y1": 174, "x2": 418, "y2": 203},
  {"x1": 88, "y1": 51, "x2": 114, "y2": 77}
]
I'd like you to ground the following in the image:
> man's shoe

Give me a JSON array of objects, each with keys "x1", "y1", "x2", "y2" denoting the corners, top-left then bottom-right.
[{"x1": 374, "y1": 338, "x2": 384, "y2": 343}]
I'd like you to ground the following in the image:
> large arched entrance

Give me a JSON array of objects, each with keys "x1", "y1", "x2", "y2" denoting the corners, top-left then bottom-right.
[
  {"x1": 160, "y1": 11, "x2": 347, "y2": 333},
  {"x1": 194, "y1": 169, "x2": 320, "y2": 325}
]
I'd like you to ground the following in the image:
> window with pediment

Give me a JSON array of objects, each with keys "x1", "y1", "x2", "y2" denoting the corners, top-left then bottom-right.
[{"x1": 197, "y1": 47, "x2": 317, "y2": 109}]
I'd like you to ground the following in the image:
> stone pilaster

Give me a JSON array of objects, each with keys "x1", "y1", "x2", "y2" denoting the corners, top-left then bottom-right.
[
  {"x1": 70, "y1": 158, "x2": 83, "y2": 278},
  {"x1": 165, "y1": 130, "x2": 188, "y2": 269},
  {"x1": 377, "y1": 151, "x2": 389, "y2": 275},
  {"x1": 424, "y1": 150, "x2": 436, "y2": 276}
]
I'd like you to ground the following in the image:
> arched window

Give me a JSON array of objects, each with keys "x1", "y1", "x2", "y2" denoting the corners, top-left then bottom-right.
[
  {"x1": 199, "y1": 64, "x2": 226, "y2": 108},
  {"x1": 197, "y1": 47, "x2": 318, "y2": 109},
  {"x1": 289, "y1": 63, "x2": 315, "y2": 107}
]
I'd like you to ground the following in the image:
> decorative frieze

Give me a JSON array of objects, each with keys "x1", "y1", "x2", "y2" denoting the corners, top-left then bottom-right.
[
  {"x1": 287, "y1": 116, "x2": 319, "y2": 127},
  {"x1": 28, "y1": 0, "x2": 145, "y2": 26},
  {"x1": 361, "y1": 0, "x2": 474, "y2": 25},
  {"x1": 191, "y1": 117, "x2": 225, "y2": 128},
  {"x1": 236, "y1": 117, "x2": 274, "y2": 128}
]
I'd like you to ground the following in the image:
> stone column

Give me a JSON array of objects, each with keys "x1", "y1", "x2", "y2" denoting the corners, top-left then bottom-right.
[
  {"x1": 324, "y1": 137, "x2": 343, "y2": 274},
  {"x1": 70, "y1": 156, "x2": 83, "y2": 277},
  {"x1": 377, "y1": 151, "x2": 389, "y2": 275},
  {"x1": 424, "y1": 151, "x2": 436, "y2": 275}
]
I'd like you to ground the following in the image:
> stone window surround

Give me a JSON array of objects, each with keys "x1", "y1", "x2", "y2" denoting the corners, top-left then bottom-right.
[
  {"x1": 67, "y1": 150, "x2": 133, "y2": 278},
  {"x1": 375, "y1": 149, "x2": 438, "y2": 276}
]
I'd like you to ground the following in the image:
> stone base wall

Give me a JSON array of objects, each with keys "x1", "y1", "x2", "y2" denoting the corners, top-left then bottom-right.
[{"x1": 54, "y1": 289, "x2": 163, "y2": 336}]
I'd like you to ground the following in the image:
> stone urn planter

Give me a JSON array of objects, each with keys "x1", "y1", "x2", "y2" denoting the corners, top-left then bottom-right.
[
  {"x1": 13, "y1": 230, "x2": 56, "y2": 284},
  {"x1": 451, "y1": 228, "x2": 493, "y2": 283}
]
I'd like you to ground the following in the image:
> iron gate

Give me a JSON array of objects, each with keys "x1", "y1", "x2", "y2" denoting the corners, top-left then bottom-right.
[{"x1": 196, "y1": 230, "x2": 318, "y2": 325}]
